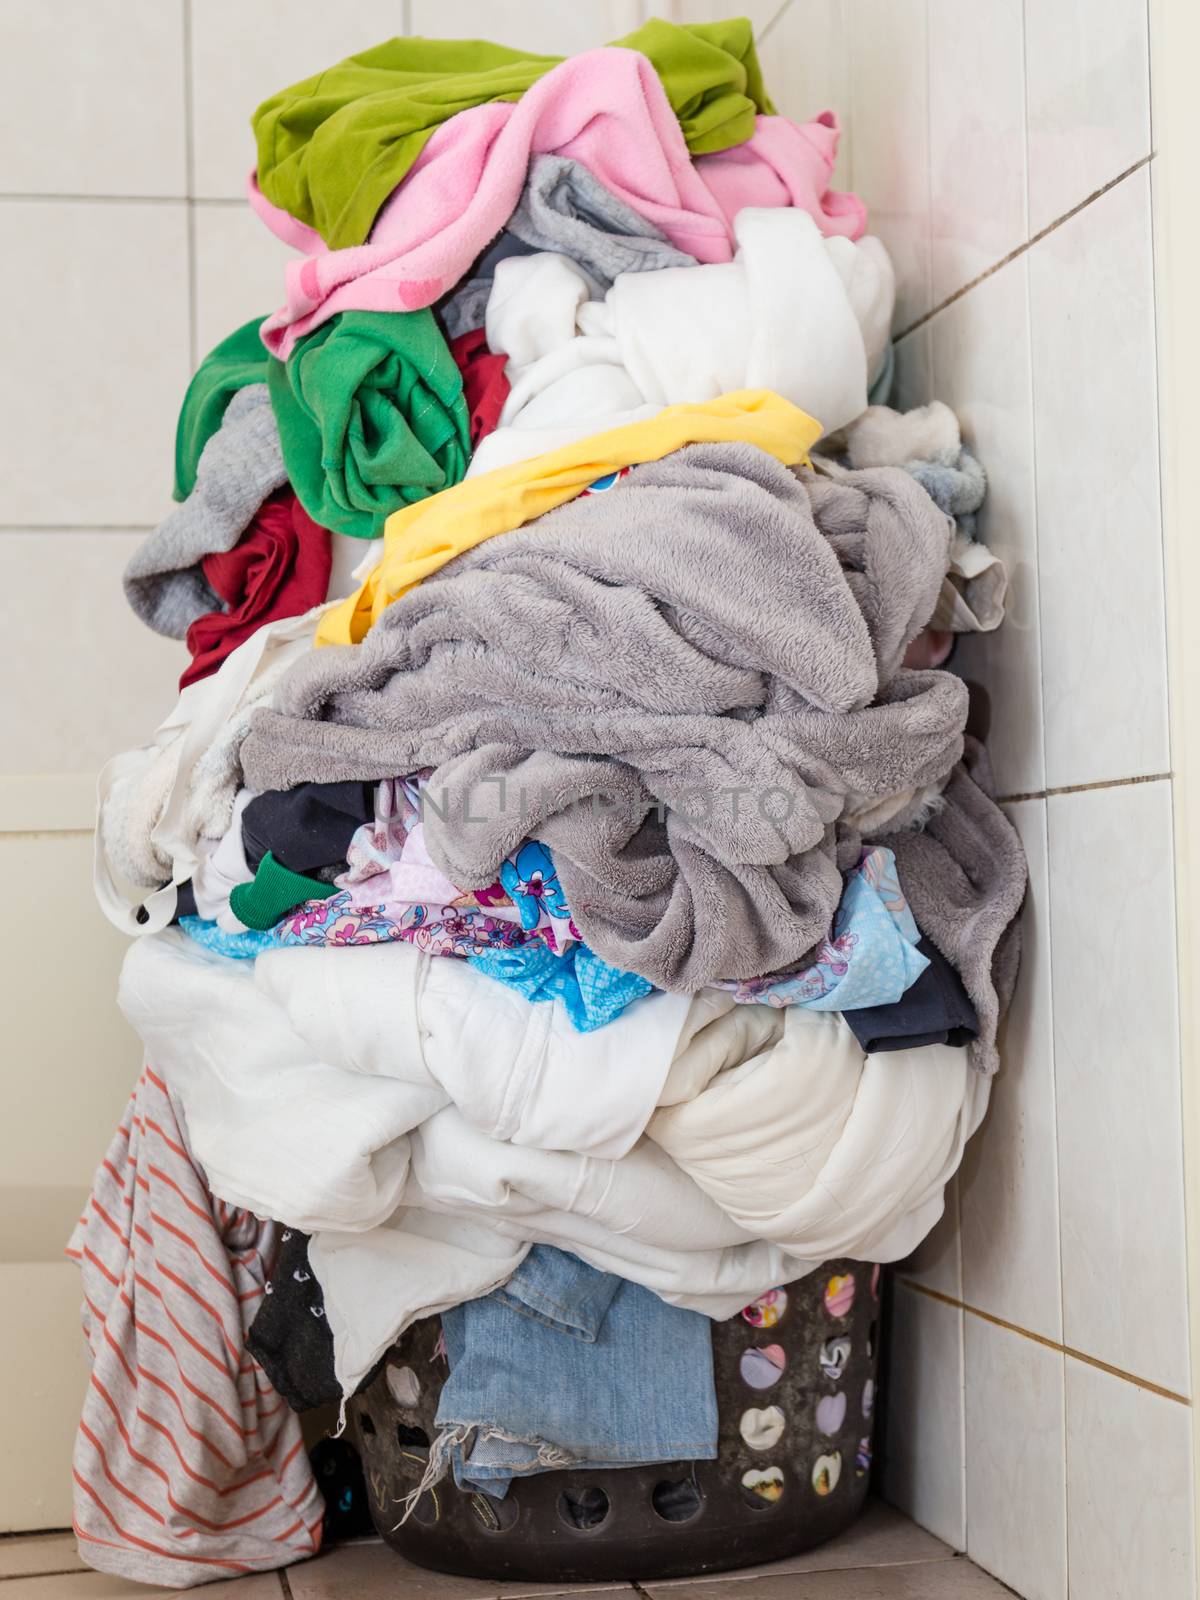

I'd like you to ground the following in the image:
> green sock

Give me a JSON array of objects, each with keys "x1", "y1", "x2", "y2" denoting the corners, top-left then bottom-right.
[{"x1": 229, "y1": 851, "x2": 339, "y2": 931}]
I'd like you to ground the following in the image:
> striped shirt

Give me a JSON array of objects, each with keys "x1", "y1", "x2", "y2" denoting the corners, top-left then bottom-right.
[{"x1": 67, "y1": 1064, "x2": 324, "y2": 1587}]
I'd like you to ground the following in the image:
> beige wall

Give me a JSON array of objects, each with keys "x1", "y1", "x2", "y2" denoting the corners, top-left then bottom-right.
[{"x1": 0, "y1": 5, "x2": 1192, "y2": 1594}]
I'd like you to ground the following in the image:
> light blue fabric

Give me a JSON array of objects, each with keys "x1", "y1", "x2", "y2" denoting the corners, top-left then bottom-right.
[
  {"x1": 719, "y1": 846, "x2": 929, "y2": 1009},
  {"x1": 907, "y1": 446, "x2": 985, "y2": 535},
  {"x1": 468, "y1": 940, "x2": 653, "y2": 1031},
  {"x1": 434, "y1": 1246, "x2": 717, "y2": 1494},
  {"x1": 178, "y1": 915, "x2": 275, "y2": 960}
]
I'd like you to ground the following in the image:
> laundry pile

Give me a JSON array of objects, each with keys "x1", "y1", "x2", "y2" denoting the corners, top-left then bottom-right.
[{"x1": 72, "y1": 18, "x2": 1026, "y2": 1588}]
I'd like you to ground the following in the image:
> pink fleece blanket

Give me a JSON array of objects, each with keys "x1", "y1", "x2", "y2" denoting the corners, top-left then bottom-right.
[{"x1": 249, "y1": 48, "x2": 865, "y2": 360}]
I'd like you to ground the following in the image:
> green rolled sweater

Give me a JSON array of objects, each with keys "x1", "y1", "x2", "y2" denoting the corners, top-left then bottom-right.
[
  {"x1": 267, "y1": 308, "x2": 470, "y2": 540},
  {"x1": 253, "y1": 16, "x2": 775, "y2": 250}
]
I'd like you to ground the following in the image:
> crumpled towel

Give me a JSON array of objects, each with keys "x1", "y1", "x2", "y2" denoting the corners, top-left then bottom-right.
[
  {"x1": 267, "y1": 309, "x2": 470, "y2": 539},
  {"x1": 318, "y1": 390, "x2": 822, "y2": 646},
  {"x1": 252, "y1": 18, "x2": 777, "y2": 249},
  {"x1": 248, "y1": 45, "x2": 863, "y2": 356},
  {"x1": 244, "y1": 445, "x2": 964, "y2": 991},
  {"x1": 438, "y1": 152, "x2": 699, "y2": 340},
  {"x1": 474, "y1": 208, "x2": 893, "y2": 476},
  {"x1": 876, "y1": 738, "x2": 1026, "y2": 1075},
  {"x1": 125, "y1": 387, "x2": 285, "y2": 637},
  {"x1": 829, "y1": 400, "x2": 987, "y2": 527},
  {"x1": 181, "y1": 489, "x2": 332, "y2": 688}
]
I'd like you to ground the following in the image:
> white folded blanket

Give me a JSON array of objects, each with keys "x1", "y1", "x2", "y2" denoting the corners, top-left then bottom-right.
[{"x1": 119, "y1": 930, "x2": 985, "y2": 1397}]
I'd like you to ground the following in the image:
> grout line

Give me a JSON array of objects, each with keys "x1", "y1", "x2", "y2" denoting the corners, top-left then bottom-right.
[
  {"x1": 0, "y1": 525, "x2": 156, "y2": 534},
  {"x1": 1000, "y1": 771, "x2": 1172, "y2": 805},
  {"x1": 895, "y1": 152, "x2": 1156, "y2": 340},
  {"x1": 0, "y1": 191, "x2": 187, "y2": 205},
  {"x1": 277, "y1": 1563, "x2": 294, "y2": 1598},
  {"x1": 898, "y1": 1278, "x2": 1191, "y2": 1406},
  {"x1": 757, "y1": 0, "x2": 795, "y2": 45},
  {"x1": 402, "y1": 0, "x2": 412, "y2": 35}
]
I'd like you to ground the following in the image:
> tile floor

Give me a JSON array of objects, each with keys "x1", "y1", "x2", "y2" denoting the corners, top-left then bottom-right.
[{"x1": 0, "y1": 1501, "x2": 1016, "y2": 1597}]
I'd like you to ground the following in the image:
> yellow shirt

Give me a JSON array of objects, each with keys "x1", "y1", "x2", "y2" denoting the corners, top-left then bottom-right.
[{"x1": 316, "y1": 389, "x2": 822, "y2": 646}]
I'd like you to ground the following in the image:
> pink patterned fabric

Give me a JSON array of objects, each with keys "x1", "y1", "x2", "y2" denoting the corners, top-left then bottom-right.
[{"x1": 249, "y1": 48, "x2": 864, "y2": 359}]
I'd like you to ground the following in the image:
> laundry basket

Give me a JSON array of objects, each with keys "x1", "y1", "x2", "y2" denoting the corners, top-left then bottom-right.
[{"x1": 350, "y1": 1259, "x2": 881, "y2": 1584}]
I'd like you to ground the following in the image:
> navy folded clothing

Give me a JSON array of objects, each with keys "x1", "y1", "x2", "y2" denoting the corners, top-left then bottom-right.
[{"x1": 844, "y1": 937, "x2": 977, "y2": 1054}]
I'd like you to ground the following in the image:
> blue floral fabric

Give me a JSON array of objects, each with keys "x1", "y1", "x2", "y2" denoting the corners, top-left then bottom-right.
[
  {"x1": 718, "y1": 846, "x2": 929, "y2": 1010},
  {"x1": 178, "y1": 916, "x2": 276, "y2": 960},
  {"x1": 469, "y1": 941, "x2": 653, "y2": 1032}
]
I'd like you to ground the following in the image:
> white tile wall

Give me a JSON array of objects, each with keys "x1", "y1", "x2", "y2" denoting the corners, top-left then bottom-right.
[
  {"x1": 1030, "y1": 169, "x2": 1169, "y2": 790},
  {"x1": 963, "y1": 1317, "x2": 1067, "y2": 1600},
  {"x1": 927, "y1": 0, "x2": 1027, "y2": 305},
  {"x1": 0, "y1": 2, "x2": 1191, "y2": 1589},
  {"x1": 192, "y1": 201, "x2": 295, "y2": 361},
  {"x1": 882, "y1": 1282, "x2": 965, "y2": 1550},
  {"x1": 0, "y1": 200, "x2": 190, "y2": 527},
  {"x1": 1024, "y1": 0, "x2": 1152, "y2": 236},
  {"x1": 753, "y1": 0, "x2": 1191, "y2": 1594},
  {"x1": 1065, "y1": 1360, "x2": 1195, "y2": 1600},
  {"x1": 844, "y1": 0, "x2": 931, "y2": 329},
  {"x1": 1048, "y1": 779, "x2": 1188, "y2": 1395},
  {"x1": 0, "y1": 534, "x2": 184, "y2": 777},
  {"x1": 930, "y1": 254, "x2": 1044, "y2": 797},
  {"x1": 0, "y1": 0, "x2": 187, "y2": 197}
]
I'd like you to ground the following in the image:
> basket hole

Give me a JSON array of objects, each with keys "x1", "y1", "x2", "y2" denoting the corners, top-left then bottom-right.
[
  {"x1": 396, "y1": 1423, "x2": 430, "y2": 1450},
  {"x1": 386, "y1": 1363, "x2": 421, "y2": 1407},
  {"x1": 557, "y1": 1485, "x2": 610, "y2": 1531},
  {"x1": 471, "y1": 1490, "x2": 520, "y2": 1532},
  {"x1": 651, "y1": 1478, "x2": 703, "y2": 1522},
  {"x1": 358, "y1": 1412, "x2": 376, "y2": 1437},
  {"x1": 867, "y1": 1319, "x2": 879, "y2": 1360},
  {"x1": 741, "y1": 1466, "x2": 784, "y2": 1510},
  {"x1": 739, "y1": 1343, "x2": 786, "y2": 1390}
]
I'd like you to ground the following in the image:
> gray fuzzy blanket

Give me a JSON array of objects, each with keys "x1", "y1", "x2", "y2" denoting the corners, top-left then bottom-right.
[
  {"x1": 877, "y1": 739, "x2": 1026, "y2": 1074},
  {"x1": 244, "y1": 445, "x2": 967, "y2": 989}
]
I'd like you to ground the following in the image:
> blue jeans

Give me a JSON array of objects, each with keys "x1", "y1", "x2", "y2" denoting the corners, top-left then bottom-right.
[{"x1": 434, "y1": 1246, "x2": 718, "y2": 1494}]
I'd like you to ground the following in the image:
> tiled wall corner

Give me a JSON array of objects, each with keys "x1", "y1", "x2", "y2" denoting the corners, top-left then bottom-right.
[
  {"x1": 752, "y1": 0, "x2": 1193, "y2": 1594},
  {"x1": 882, "y1": 1281, "x2": 965, "y2": 1549},
  {"x1": 963, "y1": 1316, "x2": 1067, "y2": 1600},
  {"x1": 1047, "y1": 779, "x2": 1188, "y2": 1396},
  {"x1": 1065, "y1": 1360, "x2": 1195, "y2": 1600}
]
